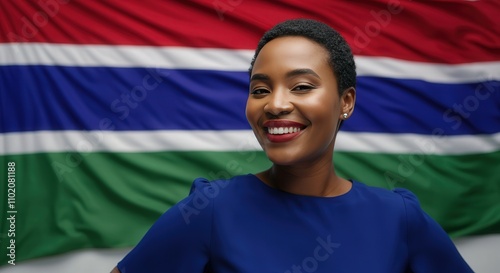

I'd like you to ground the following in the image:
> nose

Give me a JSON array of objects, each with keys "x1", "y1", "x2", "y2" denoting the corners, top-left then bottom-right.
[{"x1": 263, "y1": 89, "x2": 293, "y2": 116}]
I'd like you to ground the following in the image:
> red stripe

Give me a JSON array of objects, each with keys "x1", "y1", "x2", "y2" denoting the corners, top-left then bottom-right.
[{"x1": 0, "y1": 0, "x2": 498, "y2": 63}]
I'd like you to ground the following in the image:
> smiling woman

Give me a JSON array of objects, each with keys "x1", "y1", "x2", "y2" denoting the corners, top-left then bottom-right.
[
  {"x1": 112, "y1": 19, "x2": 473, "y2": 273},
  {"x1": 246, "y1": 35, "x2": 355, "y2": 197}
]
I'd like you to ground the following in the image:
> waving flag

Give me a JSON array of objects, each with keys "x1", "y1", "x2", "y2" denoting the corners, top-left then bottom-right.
[{"x1": 1, "y1": 0, "x2": 499, "y2": 271}]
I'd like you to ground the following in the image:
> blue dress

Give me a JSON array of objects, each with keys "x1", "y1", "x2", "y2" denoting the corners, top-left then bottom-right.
[{"x1": 117, "y1": 174, "x2": 473, "y2": 272}]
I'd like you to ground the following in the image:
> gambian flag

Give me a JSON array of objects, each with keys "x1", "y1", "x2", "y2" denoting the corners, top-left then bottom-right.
[{"x1": 1, "y1": 0, "x2": 499, "y2": 272}]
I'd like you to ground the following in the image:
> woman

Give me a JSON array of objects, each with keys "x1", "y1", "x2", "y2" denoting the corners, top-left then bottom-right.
[{"x1": 112, "y1": 19, "x2": 473, "y2": 273}]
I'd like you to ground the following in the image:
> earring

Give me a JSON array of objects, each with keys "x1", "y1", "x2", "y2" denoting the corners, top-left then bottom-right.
[{"x1": 342, "y1": 113, "x2": 348, "y2": 119}]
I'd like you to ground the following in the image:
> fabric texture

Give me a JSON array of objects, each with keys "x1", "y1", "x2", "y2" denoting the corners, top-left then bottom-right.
[
  {"x1": 1, "y1": 1, "x2": 499, "y2": 266},
  {"x1": 117, "y1": 174, "x2": 473, "y2": 273}
]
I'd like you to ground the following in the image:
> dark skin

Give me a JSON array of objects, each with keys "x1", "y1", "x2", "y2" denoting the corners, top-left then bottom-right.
[
  {"x1": 111, "y1": 35, "x2": 355, "y2": 273},
  {"x1": 246, "y1": 36, "x2": 356, "y2": 197}
]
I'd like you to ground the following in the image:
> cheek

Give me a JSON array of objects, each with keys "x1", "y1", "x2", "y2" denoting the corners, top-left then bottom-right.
[
  {"x1": 300, "y1": 93, "x2": 338, "y2": 124},
  {"x1": 245, "y1": 99, "x2": 260, "y2": 127}
]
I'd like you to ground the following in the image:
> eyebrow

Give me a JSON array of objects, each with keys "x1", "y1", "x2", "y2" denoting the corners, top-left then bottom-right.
[
  {"x1": 250, "y1": 73, "x2": 270, "y2": 82},
  {"x1": 286, "y1": 68, "x2": 321, "y2": 79},
  {"x1": 250, "y1": 68, "x2": 321, "y2": 82}
]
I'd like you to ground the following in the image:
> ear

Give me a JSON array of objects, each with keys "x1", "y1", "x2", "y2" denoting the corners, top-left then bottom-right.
[{"x1": 339, "y1": 87, "x2": 356, "y2": 120}]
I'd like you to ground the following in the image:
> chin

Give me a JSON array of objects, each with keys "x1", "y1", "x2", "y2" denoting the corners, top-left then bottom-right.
[{"x1": 265, "y1": 152, "x2": 302, "y2": 166}]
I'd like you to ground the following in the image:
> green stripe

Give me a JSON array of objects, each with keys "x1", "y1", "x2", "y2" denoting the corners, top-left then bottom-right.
[
  {"x1": 1, "y1": 150, "x2": 499, "y2": 264},
  {"x1": 334, "y1": 151, "x2": 500, "y2": 236},
  {"x1": 0, "y1": 151, "x2": 271, "y2": 264}
]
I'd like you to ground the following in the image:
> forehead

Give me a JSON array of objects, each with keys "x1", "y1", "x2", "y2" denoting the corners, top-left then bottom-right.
[{"x1": 252, "y1": 36, "x2": 331, "y2": 74}]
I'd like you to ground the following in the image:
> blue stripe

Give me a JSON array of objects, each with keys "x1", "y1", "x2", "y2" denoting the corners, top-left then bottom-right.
[
  {"x1": 345, "y1": 76, "x2": 500, "y2": 135},
  {"x1": 1, "y1": 66, "x2": 499, "y2": 135},
  {"x1": 1, "y1": 66, "x2": 250, "y2": 132}
]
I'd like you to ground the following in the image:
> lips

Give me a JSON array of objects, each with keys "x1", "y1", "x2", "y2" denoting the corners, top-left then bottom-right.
[{"x1": 262, "y1": 120, "x2": 307, "y2": 143}]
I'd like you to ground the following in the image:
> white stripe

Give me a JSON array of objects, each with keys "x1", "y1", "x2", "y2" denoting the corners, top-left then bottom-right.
[
  {"x1": 1, "y1": 130, "x2": 499, "y2": 155},
  {"x1": 0, "y1": 248, "x2": 131, "y2": 273},
  {"x1": 0, "y1": 43, "x2": 253, "y2": 71},
  {"x1": 0, "y1": 130, "x2": 261, "y2": 155},
  {"x1": 1, "y1": 43, "x2": 499, "y2": 83},
  {"x1": 355, "y1": 56, "x2": 500, "y2": 83},
  {"x1": 335, "y1": 132, "x2": 500, "y2": 155},
  {"x1": 1, "y1": 236, "x2": 499, "y2": 273}
]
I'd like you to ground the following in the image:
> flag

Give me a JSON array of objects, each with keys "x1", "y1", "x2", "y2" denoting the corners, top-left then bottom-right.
[{"x1": 1, "y1": 0, "x2": 499, "y2": 270}]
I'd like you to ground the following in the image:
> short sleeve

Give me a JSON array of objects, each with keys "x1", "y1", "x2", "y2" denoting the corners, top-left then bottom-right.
[
  {"x1": 117, "y1": 178, "x2": 214, "y2": 273},
  {"x1": 394, "y1": 188, "x2": 474, "y2": 273}
]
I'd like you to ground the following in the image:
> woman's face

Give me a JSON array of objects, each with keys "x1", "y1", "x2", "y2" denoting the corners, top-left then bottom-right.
[{"x1": 246, "y1": 36, "x2": 353, "y2": 166}]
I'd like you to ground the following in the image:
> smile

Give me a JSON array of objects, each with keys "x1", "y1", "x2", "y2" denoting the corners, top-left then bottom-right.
[
  {"x1": 262, "y1": 120, "x2": 307, "y2": 143},
  {"x1": 267, "y1": 127, "x2": 301, "y2": 135}
]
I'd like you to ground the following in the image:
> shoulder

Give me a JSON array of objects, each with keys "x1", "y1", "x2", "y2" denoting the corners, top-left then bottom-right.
[
  {"x1": 190, "y1": 174, "x2": 255, "y2": 191},
  {"x1": 350, "y1": 181, "x2": 430, "y2": 229},
  {"x1": 187, "y1": 174, "x2": 256, "y2": 202},
  {"x1": 354, "y1": 181, "x2": 451, "y2": 234},
  {"x1": 353, "y1": 181, "x2": 419, "y2": 210}
]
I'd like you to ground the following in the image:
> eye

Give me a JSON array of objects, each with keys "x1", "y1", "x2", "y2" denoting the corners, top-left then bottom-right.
[
  {"x1": 292, "y1": 84, "x2": 315, "y2": 92},
  {"x1": 250, "y1": 88, "x2": 270, "y2": 95}
]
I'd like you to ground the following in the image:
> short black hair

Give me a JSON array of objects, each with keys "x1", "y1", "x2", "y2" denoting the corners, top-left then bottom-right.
[{"x1": 249, "y1": 18, "x2": 356, "y2": 95}]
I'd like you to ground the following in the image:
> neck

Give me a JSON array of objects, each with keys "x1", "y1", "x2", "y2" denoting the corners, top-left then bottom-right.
[{"x1": 258, "y1": 152, "x2": 351, "y2": 197}]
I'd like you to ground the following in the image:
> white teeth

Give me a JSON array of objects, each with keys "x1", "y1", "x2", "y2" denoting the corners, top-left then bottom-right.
[{"x1": 268, "y1": 127, "x2": 302, "y2": 135}]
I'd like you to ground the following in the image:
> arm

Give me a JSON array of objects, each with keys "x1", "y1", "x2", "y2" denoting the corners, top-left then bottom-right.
[
  {"x1": 395, "y1": 189, "x2": 474, "y2": 273},
  {"x1": 114, "y1": 178, "x2": 214, "y2": 273},
  {"x1": 110, "y1": 267, "x2": 120, "y2": 273}
]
